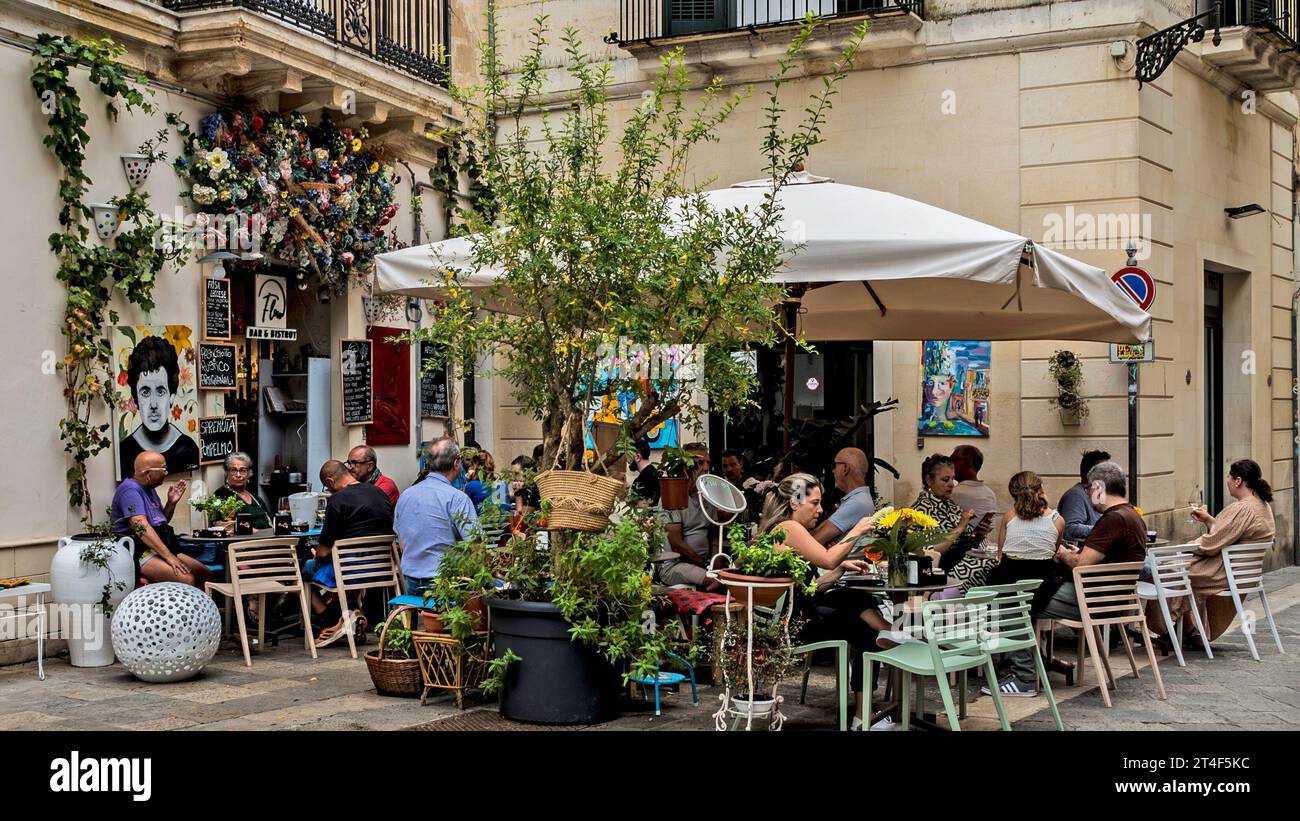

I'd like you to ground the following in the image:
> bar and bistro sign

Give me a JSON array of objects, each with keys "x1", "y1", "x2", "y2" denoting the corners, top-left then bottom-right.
[{"x1": 247, "y1": 273, "x2": 296, "y2": 340}]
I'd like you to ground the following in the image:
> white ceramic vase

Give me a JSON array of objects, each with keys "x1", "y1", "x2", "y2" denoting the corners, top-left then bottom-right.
[{"x1": 49, "y1": 534, "x2": 135, "y2": 667}]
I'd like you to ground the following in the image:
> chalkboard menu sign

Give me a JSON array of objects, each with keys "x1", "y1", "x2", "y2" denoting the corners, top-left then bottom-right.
[
  {"x1": 198, "y1": 342, "x2": 237, "y2": 390},
  {"x1": 198, "y1": 415, "x2": 238, "y2": 465},
  {"x1": 203, "y1": 276, "x2": 231, "y2": 340},
  {"x1": 419, "y1": 341, "x2": 449, "y2": 418},
  {"x1": 340, "y1": 338, "x2": 373, "y2": 426}
]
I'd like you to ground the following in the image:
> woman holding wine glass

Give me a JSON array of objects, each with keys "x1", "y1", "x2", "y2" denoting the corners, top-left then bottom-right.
[{"x1": 1150, "y1": 460, "x2": 1275, "y2": 647}]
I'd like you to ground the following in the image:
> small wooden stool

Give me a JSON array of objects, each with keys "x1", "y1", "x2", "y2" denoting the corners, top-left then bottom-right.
[{"x1": 412, "y1": 630, "x2": 490, "y2": 709}]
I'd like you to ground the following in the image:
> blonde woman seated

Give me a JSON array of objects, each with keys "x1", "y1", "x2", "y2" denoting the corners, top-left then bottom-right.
[
  {"x1": 1149, "y1": 459, "x2": 1275, "y2": 647},
  {"x1": 759, "y1": 473, "x2": 887, "y2": 729}
]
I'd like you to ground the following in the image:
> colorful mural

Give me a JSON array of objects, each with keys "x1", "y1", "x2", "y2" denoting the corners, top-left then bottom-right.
[{"x1": 919, "y1": 340, "x2": 990, "y2": 437}]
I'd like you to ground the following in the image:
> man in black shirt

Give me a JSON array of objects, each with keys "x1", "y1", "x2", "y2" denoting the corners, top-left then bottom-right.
[
  {"x1": 310, "y1": 459, "x2": 394, "y2": 646},
  {"x1": 629, "y1": 439, "x2": 660, "y2": 506}
]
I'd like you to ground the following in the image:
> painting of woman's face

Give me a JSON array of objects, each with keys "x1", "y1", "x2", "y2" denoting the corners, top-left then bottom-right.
[{"x1": 135, "y1": 367, "x2": 172, "y2": 433}]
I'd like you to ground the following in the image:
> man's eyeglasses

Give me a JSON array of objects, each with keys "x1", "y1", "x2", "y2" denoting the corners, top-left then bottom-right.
[
  {"x1": 345, "y1": 459, "x2": 374, "y2": 467},
  {"x1": 140, "y1": 467, "x2": 168, "y2": 475}
]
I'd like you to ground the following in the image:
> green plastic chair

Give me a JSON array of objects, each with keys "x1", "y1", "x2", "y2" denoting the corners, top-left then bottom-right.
[
  {"x1": 794, "y1": 639, "x2": 850, "y2": 731},
  {"x1": 967, "y1": 580, "x2": 1064, "y2": 731},
  {"x1": 862, "y1": 590, "x2": 1009, "y2": 731},
  {"x1": 753, "y1": 599, "x2": 849, "y2": 732}
]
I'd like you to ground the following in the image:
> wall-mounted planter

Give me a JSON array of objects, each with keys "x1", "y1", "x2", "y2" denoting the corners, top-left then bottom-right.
[
  {"x1": 120, "y1": 154, "x2": 150, "y2": 189},
  {"x1": 90, "y1": 204, "x2": 121, "y2": 241},
  {"x1": 1059, "y1": 407, "x2": 1083, "y2": 426}
]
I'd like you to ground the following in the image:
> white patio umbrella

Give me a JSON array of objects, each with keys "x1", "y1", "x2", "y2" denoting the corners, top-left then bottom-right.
[{"x1": 375, "y1": 172, "x2": 1151, "y2": 344}]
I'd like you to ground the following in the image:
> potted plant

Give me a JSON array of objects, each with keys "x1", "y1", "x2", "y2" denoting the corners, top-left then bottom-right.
[
  {"x1": 715, "y1": 525, "x2": 815, "y2": 607},
  {"x1": 854, "y1": 507, "x2": 949, "y2": 586},
  {"x1": 191, "y1": 494, "x2": 246, "y2": 534},
  {"x1": 120, "y1": 128, "x2": 168, "y2": 190},
  {"x1": 406, "y1": 12, "x2": 866, "y2": 724},
  {"x1": 716, "y1": 612, "x2": 802, "y2": 726},
  {"x1": 484, "y1": 506, "x2": 680, "y2": 724},
  {"x1": 1047, "y1": 349, "x2": 1090, "y2": 425},
  {"x1": 657, "y1": 446, "x2": 696, "y2": 510},
  {"x1": 364, "y1": 612, "x2": 423, "y2": 698},
  {"x1": 49, "y1": 524, "x2": 134, "y2": 667},
  {"x1": 419, "y1": 527, "x2": 497, "y2": 638}
]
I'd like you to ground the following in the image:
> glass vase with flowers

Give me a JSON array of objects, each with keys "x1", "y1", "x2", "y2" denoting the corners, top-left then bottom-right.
[{"x1": 854, "y1": 506, "x2": 949, "y2": 586}]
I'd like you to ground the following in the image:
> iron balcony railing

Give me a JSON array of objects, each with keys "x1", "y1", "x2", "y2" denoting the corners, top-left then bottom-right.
[
  {"x1": 1215, "y1": 0, "x2": 1300, "y2": 49},
  {"x1": 612, "y1": 0, "x2": 924, "y2": 44},
  {"x1": 161, "y1": 0, "x2": 450, "y2": 85}
]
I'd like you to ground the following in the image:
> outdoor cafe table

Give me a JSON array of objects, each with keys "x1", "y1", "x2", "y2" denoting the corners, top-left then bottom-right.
[
  {"x1": 839, "y1": 575, "x2": 953, "y2": 730},
  {"x1": 178, "y1": 528, "x2": 322, "y2": 645}
]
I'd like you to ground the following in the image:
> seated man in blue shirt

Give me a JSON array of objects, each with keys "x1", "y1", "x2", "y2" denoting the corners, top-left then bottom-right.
[
  {"x1": 811, "y1": 447, "x2": 876, "y2": 548},
  {"x1": 395, "y1": 437, "x2": 479, "y2": 597},
  {"x1": 1057, "y1": 449, "x2": 1111, "y2": 545}
]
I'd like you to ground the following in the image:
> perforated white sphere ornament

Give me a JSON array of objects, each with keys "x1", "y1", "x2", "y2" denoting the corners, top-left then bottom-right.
[{"x1": 111, "y1": 582, "x2": 222, "y2": 683}]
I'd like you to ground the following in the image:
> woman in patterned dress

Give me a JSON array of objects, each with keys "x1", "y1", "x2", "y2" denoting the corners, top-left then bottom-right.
[{"x1": 911, "y1": 454, "x2": 995, "y2": 593}]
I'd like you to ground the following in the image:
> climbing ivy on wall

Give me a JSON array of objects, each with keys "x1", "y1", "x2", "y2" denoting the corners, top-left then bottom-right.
[{"x1": 31, "y1": 34, "x2": 181, "y2": 517}]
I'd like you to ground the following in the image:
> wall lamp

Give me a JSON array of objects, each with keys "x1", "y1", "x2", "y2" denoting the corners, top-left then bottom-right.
[
  {"x1": 197, "y1": 250, "x2": 238, "y2": 278},
  {"x1": 1224, "y1": 203, "x2": 1266, "y2": 219}
]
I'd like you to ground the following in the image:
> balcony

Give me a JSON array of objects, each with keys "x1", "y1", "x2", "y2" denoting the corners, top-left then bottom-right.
[
  {"x1": 607, "y1": 0, "x2": 925, "y2": 81},
  {"x1": 611, "y1": 0, "x2": 925, "y2": 44},
  {"x1": 1199, "y1": 1, "x2": 1300, "y2": 90},
  {"x1": 160, "y1": 0, "x2": 449, "y2": 86}
]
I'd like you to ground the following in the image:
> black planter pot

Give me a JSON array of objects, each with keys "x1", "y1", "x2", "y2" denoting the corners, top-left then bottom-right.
[{"x1": 487, "y1": 598, "x2": 622, "y2": 725}]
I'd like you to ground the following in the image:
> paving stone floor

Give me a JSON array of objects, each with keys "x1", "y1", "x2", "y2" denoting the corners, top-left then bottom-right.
[{"x1": 1, "y1": 568, "x2": 1296, "y2": 731}]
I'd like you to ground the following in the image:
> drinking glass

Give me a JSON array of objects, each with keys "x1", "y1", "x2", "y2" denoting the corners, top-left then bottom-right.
[{"x1": 1186, "y1": 487, "x2": 1202, "y2": 525}]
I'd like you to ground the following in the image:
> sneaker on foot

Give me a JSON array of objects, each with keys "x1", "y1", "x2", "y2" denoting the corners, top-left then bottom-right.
[
  {"x1": 876, "y1": 629, "x2": 922, "y2": 650},
  {"x1": 980, "y1": 676, "x2": 1037, "y2": 697},
  {"x1": 868, "y1": 715, "x2": 899, "y2": 731}
]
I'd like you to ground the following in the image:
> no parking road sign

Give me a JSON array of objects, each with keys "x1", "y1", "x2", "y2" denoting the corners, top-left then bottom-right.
[
  {"x1": 1112, "y1": 266, "x2": 1156, "y2": 311},
  {"x1": 1111, "y1": 265, "x2": 1156, "y2": 363}
]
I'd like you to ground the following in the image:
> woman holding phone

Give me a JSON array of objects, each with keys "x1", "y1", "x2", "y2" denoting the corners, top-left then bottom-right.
[{"x1": 913, "y1": 455, "x2": 996, "y2": 595}]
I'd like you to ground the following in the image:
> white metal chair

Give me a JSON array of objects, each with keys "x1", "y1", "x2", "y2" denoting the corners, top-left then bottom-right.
[
  {"x1": 316, "y1": 535, "x2": 402, "y2": 659},
  {"x1": 1138, "y1": 544, "x2": 1212, "y2": 667},
  {"x1": 205, "y1": 537, "x2": 316, "y2": 667},
  {"x1": 1215, "y1": 542, "x2": 1284, "y2": 661}
]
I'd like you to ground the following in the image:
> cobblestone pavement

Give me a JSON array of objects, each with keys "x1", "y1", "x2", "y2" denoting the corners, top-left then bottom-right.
[{"x1": 1, "y1": 568, "x2": 1296, "y2": 731}]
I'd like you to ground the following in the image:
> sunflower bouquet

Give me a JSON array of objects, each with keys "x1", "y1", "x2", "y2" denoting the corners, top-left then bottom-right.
[{"x1": 853, "y1": 506, "x2": 950, "y2": 585}]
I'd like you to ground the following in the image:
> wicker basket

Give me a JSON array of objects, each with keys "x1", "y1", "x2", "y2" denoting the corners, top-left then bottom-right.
[
  {"x1": 535, "y1": 469, "x2": 624, "y2": 532},
  {"x1": 365, "y1": 608, "x2": 424, "y2": 698}
]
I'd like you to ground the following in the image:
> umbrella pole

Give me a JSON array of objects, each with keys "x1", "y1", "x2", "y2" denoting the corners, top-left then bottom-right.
[{"x1": 782, "y1": 288, "x2": 805, "y2": 454}]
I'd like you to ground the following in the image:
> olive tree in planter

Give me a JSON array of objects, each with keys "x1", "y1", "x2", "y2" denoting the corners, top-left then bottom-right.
[
  {"x1": 1047, "y1": 349, "x2": 1090, "y2": 425},
  {"x1": 409, "y1": 11, "x2": 865, "y2": 724}
]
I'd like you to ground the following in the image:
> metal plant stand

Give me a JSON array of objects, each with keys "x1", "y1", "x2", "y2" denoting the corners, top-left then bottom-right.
[{"x1": 708, "y1": 559, "x2": 796, "y2": 731}]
